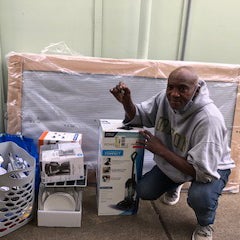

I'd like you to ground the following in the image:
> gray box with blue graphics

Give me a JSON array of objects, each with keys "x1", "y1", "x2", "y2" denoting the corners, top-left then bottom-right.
[{"x1": 97, "y1": 119, "x2": 145, "y2": 215}]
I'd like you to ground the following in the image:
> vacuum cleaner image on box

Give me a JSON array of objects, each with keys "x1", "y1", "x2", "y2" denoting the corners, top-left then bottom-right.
[
  {"x1": 45, "y1": 161, "x2": 70, "y2": 176},
  {"x1": 115, "y1": 151, "x2": 138, "y2": 211}
]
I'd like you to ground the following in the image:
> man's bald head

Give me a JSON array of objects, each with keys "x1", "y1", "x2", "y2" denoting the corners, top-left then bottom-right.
[{"x1": 168, "y1": 66, "x2": 199, "y2": 86}]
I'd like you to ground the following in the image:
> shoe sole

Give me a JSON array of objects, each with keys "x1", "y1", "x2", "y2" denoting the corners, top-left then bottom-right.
[{"x1": 161, "y1": 184, "x2": 183, "y2": 205}]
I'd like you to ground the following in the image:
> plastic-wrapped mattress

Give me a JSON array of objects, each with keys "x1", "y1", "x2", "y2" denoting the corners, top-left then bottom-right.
[{"x1": 6, "y1": 52, "x2": 240, "y2": 192}]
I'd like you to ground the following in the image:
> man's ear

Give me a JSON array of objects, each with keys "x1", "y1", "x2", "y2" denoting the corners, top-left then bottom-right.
[
  {"x1": 195, "y1": 85, "x2": 201, "y2": 96},
  {"x1": 197, "y1": 84, "x2": 201, "y2": 90}
]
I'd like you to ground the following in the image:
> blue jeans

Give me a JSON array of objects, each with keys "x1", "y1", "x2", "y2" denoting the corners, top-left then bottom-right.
[{"x1": 136, "y1": 165, "x2": 231, "y2": 226}]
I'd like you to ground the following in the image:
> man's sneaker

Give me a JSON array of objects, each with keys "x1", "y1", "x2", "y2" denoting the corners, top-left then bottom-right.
[
  {"x1": 161, "y1": 184, "x2": 183, "y2": 205},
  {"x1": 192, "y1": 225, "x2": 213, "y2": 240}
]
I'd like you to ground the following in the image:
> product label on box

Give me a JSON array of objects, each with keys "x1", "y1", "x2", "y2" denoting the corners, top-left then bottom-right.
[
  {"x1": 39, "y1": 131, "x2": 82, "y2": 148},
  {"x1": 98, "y1": 149, "x2": 143, "y2": 215},
  {"x1": 40, "y1": 142, "x2": 84, "y2": 183},
  {"x1": 102, "y1": 150, "x2": 123, "y2": 156}
]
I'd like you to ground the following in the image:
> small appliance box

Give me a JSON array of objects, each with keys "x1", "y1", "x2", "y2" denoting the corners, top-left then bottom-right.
[
  {"x1": 38, "y1": 131, "x2": 82, "y2": 148},
  {"x1": 97, "y1": 119, "x2": 145, "y2": 216},
  {"x1": 40, "y1": 142, "x2": 84, "y2": 183}
]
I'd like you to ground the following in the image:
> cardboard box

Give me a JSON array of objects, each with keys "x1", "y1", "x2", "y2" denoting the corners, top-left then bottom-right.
[
  {"x1": 37, "y1": 185, "x2": 82, "y2": 227},
  {"x1": 97, "y1": 119, "x2": 145, "y2": 215},
  {"x1": 40, "y1": 142, "x2": 84, "y2": 183},
  {"x1": 38, "y1": 131, "x2": 82, "y2": 148}
]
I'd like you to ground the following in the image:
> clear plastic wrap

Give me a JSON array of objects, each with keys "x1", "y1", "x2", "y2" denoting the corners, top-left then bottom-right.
[{"x1": 6, "y1": 51, "x2": 240, "y2": 192}]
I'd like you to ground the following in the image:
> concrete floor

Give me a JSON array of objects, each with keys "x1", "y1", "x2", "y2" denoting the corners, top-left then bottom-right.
[{"x1": 2, "y1": 185, "x2": 240, "y2": 240}]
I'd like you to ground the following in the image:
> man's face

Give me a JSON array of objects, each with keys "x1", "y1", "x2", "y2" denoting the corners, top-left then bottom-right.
[{"x1": 166, "y1": 71, "x2": 198, "y2": 110}]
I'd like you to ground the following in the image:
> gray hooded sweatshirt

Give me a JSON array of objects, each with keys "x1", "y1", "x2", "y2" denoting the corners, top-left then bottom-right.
[{"x1": 125, "y1": 80, "x2": 235, "y2": 183}]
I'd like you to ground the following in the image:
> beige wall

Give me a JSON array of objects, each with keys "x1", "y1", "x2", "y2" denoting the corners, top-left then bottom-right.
[
  {"x1": 1, "y1": 0, "x2": 240, "y2": 132},
  {"x1": 184, "y1": 0, "x2": 240, "y2": 63}
]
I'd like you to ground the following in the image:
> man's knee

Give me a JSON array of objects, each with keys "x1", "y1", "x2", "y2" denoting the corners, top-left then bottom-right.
[
  {"x1": 187, "y1": 187, "x2": 213, "y2": 210},
  {"x1": 136, "y1": 182, "x2": 159, "y2": 200}
]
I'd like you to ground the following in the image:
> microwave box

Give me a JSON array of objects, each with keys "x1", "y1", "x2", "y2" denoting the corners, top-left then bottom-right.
[
  {"x1": 40, "y1": 142, "x2": 84, "y2": 183},
  {"x1": 38, "y1": 131, "x2": 82, "y2": 149},
  {"x1": 97, "y1": 119, "x2": 145, "y2": 216}
]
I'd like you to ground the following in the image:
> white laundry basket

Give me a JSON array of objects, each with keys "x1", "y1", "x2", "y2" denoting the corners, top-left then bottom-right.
[{"x1": 0, "y1": 141, "x2": 36, "y2": 237}]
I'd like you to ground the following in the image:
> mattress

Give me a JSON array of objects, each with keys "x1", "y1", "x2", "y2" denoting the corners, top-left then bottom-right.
[{"x1": 7, "y1": 53, "x2": 240, "y2": 192}]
